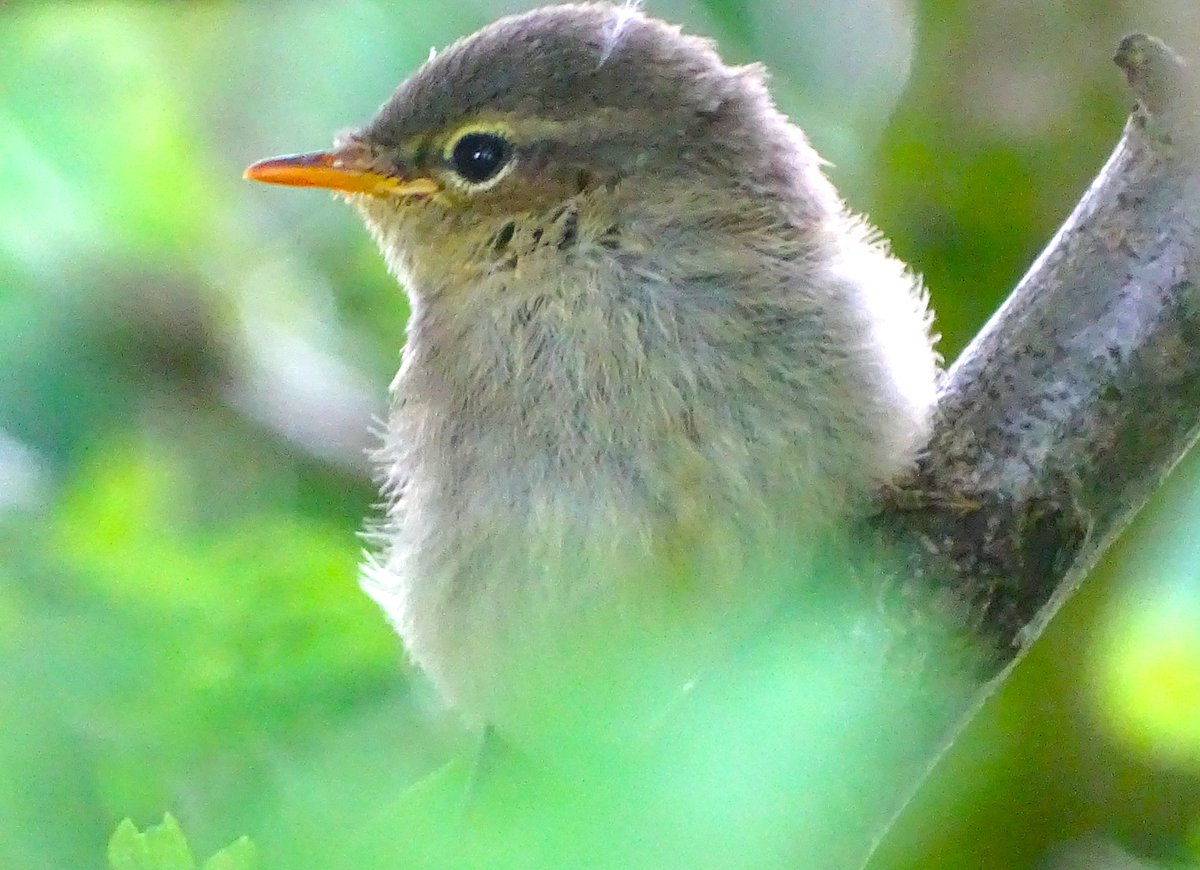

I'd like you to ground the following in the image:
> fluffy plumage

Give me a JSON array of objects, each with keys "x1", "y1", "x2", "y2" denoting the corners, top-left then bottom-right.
[{"x1": 345, "y1": 3, "x2": 938, "y2": 740}]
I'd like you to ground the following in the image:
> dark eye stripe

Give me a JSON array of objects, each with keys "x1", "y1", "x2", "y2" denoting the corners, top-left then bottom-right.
[{"x1": 450, "y1": 132, "x2": 512, "y2": 184}]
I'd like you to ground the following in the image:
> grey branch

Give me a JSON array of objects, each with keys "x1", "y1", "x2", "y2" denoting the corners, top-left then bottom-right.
[
  {"x1": 861, "y1": 32, "x2": 1200, "y2": 867},
  {"x1": 879, "y1": 33, "x2": 1200, "y2": 667}
]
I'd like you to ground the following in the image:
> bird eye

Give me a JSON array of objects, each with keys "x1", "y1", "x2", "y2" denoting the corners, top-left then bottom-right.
[{"x1": 449, "y1": 131, "x2": 512, "y2": 185}]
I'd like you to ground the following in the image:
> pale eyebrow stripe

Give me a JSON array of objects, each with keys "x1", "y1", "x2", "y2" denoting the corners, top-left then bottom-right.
[{"x1": 463, "y1": 108, "x2": 665, "y2": 147}]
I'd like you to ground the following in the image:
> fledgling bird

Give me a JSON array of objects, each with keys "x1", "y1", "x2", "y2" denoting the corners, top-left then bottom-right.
[{"x1": 246, "y1": 3, "x2": 938, "y2": 745}]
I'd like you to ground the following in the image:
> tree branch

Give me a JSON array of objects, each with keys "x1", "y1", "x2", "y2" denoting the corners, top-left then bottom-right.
[
  {"x1": 862, "y1": 32, "x2": 1200, "y2": 866},
  {"x1": 879, "y1": 33, "x2": 1200, "y2": 664}
]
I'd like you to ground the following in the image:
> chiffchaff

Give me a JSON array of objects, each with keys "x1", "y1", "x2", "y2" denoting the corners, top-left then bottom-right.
[{"x1": 246, "y1": 3, "x2": 937, "y2": 746}]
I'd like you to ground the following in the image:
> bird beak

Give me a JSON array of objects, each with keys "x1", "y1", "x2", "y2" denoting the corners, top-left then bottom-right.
[{"x1": 243, "y1": 149, "x2": 439, "y2": 198}]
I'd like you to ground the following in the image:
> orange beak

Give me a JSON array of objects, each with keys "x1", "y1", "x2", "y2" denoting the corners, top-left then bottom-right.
[{"x1": 243, "y1": 150, "x2": 438, "y2": 198}]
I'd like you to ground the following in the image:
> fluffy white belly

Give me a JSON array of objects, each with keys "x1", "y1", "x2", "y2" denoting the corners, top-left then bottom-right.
[{"x1": 363, "y1": 462, "x2": 813, "y2": 744}]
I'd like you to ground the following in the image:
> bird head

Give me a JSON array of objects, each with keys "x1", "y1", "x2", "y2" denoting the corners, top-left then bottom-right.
[{"x1": 245, "y1": 3, "x2": 830, "y2": 304}]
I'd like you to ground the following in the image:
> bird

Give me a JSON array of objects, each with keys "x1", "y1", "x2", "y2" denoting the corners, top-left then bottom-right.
[{"x1": 245, "y1": 2, "x2": 938, "y2": 749}]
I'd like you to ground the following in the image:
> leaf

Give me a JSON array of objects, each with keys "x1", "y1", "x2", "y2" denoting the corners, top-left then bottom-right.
[
  {"x1": 107, "y1": 814, "x2": 256, "y2": 870},
  {"x1": 107, "y1": 814, "x2": 195, "y2": 870},
  {"x1": 201, "y1": 836, "x2": 258, "y2": 870}
]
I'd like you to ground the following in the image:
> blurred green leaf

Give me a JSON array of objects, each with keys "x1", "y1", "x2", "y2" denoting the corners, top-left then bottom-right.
[
  {"x1": 201, "y1": 837, "x2": 258, "y2": 870},
  {"x1": 107, "y1": 815, "x2": 257, "y2": 870},
  {"x1": 107, "y1": 815, "x2": 195, "y2": 870}
]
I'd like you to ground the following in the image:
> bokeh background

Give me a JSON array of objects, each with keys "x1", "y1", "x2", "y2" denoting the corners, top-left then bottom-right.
[{"x1": 3, "y1": 0, "x2": 1200, "y2": 867}]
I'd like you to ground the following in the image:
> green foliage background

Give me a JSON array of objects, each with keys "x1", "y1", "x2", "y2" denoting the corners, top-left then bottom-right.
[{"x1": 1, "y1": 0, "x2": 1198, "y2": 867}]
